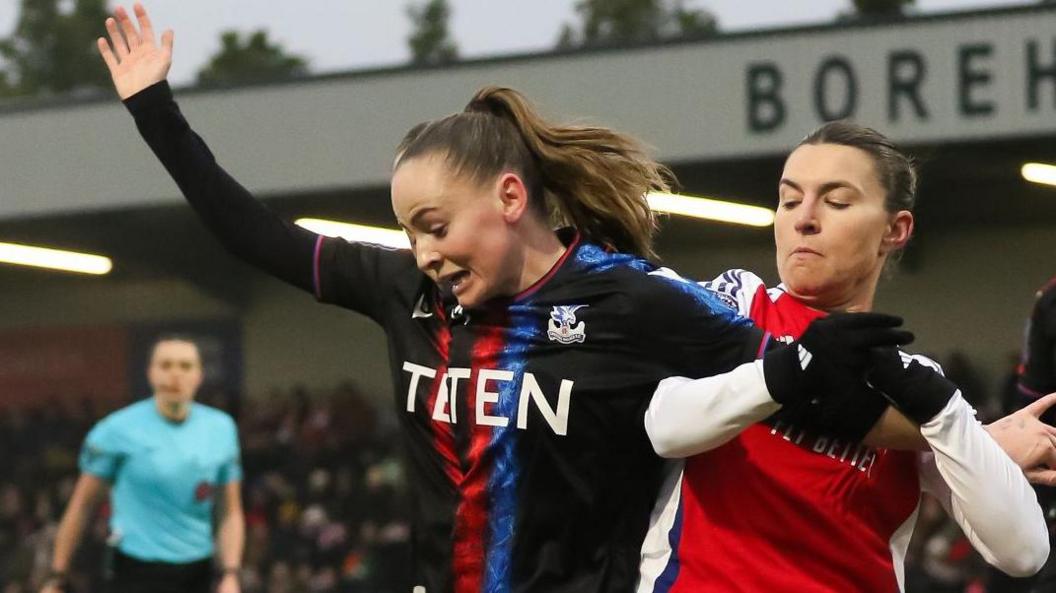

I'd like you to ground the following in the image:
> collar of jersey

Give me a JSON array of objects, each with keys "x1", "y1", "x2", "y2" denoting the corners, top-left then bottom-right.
[
  {"x1": 459, "y1": 228, "x2": 581, "y2": 314},
  {"x1": 508, "y1": 227, "x2": 581, "y2": 304}
]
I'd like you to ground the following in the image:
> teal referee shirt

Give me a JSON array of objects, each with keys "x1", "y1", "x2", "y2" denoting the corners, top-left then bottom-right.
[{"x1": 79, "y1": 398, "x2": 242, "y2": 563}]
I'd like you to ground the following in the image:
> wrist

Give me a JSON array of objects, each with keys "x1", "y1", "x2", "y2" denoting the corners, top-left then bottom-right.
[
  {"x1": 762, "y1": 343, "x2": 807, "y2": 405},
  {"x1": 45, "y1": 570, "x2": 68, "y2": 587},
  {"x1": 871, "y1": 360, "x2": 955, "y2": 425}
]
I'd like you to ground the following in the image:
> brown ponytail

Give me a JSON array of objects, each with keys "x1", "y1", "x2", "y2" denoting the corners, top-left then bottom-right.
[{"x1": 396, "y1": 86, "x2": 673, "y2": 260}]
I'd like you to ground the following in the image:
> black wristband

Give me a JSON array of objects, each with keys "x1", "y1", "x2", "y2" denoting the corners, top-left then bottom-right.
[
  {"x1": 762, "y1": 343, "x2": 808, "y2": 405},
  {"x1": 869, "y1": 354, "x2": 956, "y2": 425}
]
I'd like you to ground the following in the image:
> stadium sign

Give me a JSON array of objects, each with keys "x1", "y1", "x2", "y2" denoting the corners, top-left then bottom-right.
[
  {"x1": 714, "y1": 8, "x2": 1056, "y2": 150},
  {"x1": 744, "y1": 37, "x2": 1056, "y2": 136}
]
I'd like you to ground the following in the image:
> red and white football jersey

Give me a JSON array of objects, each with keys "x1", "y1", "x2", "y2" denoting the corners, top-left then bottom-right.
[{"x1": 639, "y1": 269, "x2": 939, "y2": 593}]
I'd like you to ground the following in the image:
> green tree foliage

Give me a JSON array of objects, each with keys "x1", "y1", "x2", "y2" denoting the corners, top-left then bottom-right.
[
  {"x1": 557, "y1": 0, "x2": 717, "y2": 49},
  {"x1": 849, "y1": 0, "x2": 915, "y2": 19},
  {"x1": 196, "y1": 30, "x2": 308, "y2": 88},
  {"x1": 407, "y1": 0, "x2": 458, "y2": 65},
  {"x1": 0, "y1": 0, "x2": 111, "y2": 97}
]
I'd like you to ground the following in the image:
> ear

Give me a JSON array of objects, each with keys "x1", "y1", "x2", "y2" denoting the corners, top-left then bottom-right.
[
  {"x1": 496, "y1": 172, "x2": 531, "y2": 224},
  {"x1": 880, "y1": 210, "x2": 914, "y2": 254}
]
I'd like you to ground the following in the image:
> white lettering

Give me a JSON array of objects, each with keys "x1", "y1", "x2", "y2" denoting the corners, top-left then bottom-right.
[
  {"x1": 446, "y1": 368, "x2": 470, "y2": 423},
  {"x1": 402, "y1": 363, "x2": 574, "y2": 435},
  {"x1": 517, "y1": 374, "x2": 573, "y2": 436},
  {"x1": 402, "y1": 362, "x2": 436, "y2": 413},
  {"x1": 476, "y1": 369, "x2": 513, "y2": 427}
]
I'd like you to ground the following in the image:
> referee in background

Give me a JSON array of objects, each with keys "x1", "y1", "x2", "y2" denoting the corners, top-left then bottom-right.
[{"x1": 40, "y1": 336, "x2": 244, "y2": 593}]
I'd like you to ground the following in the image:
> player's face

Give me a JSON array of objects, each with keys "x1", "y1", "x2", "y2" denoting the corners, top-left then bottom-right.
[
  {"x1": 147, "y1": 340, "x2": 203, "y2": 405},
  {"x1": 775, "y1": 143, "x2": 911, "y2": 310},
  {"x1": 391, "y1": 154, "x2": 523, "y2": 309}
]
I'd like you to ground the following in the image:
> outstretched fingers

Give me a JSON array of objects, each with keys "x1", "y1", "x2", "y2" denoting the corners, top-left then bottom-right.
[
  {"x1": 161, "y1": 28, "x2": 174, "y2": 55},
  {"x1": 104, "y1": 17, "x2": 128, "y2": 59},
  {"x1": 97, "y1": 36, "x2": 118, "y2": 71},
  {"x1": 1025, "y1": 392, "x2": 1056, "y2": 419},
  {"x1": 133, "y1": 2, "x2": 155, "y2": 45},
  {"x1": 1026, "y1": 467, "x2": 1056, "y2": 487},
  {"x1": 115, "y1": 5, "x2": 142, "y2": 50}
]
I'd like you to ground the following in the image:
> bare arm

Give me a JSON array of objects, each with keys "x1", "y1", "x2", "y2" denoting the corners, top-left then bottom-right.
[
  {"x1": 862, "y1": 406, "x2": 928, "y2": 450},
  {"x1": 216, "y1": 480, "x2": 244, "y2": 593},
  {"x1": 41, "y1": 474, "x2": 109, "y2": 592}
]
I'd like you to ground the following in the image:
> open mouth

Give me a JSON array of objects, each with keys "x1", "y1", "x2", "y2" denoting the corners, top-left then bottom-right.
[{"x1": 448, "y1": 271, "x2": 471, "y2": 293}]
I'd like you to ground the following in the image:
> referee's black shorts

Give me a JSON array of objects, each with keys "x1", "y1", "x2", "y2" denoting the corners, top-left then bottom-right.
[{"x1": 108, "y1": 549, "x2": 212, "y2": 593}]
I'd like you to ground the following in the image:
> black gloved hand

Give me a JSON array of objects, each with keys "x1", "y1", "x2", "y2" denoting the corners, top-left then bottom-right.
[
  {"x1": 778, "y1": 356, "x2": 892, "y2": 442},
  {"x1": 867, "y1": 347, "x2": 958, "y2": 425},
  {"x1": 763, "y1": 312, "x2": 915, "y2": 406}
]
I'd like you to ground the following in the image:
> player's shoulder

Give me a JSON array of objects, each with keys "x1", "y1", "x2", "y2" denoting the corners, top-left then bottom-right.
[
  {"x1": 629, "y1": 265, "x2": 737, "y2": 315},
  {"x1": 192, "y1": 403, "x2": 239, "y2": 431},
  {"x1": 89, "y1": 399, "x2": 150, "y2": 440},
  {"x1": 559, "y1": 246, "x2": 742, "y2": 319},
  {"x1": 697, "y1": 268, "x2": 780, "y2": 316}
]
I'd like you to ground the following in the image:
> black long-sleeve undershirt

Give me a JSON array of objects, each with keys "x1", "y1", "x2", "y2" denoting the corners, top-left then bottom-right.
[{"x1": 124, "y1": 81, "x2": 317, "y2": 293}]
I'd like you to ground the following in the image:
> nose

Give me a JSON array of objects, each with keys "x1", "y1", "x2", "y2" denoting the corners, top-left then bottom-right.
[
  {"x1": 794, "y1": 196, "x2": 821, "y2": 235},
  {"x1": 413, "y1": 238, "x2": 442, "y2": 273}
]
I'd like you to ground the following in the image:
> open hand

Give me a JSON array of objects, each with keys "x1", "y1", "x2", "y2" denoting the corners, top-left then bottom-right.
[
  {"x1": 97, "y1": 3, "x2": 173, "y2": 99},
  {"x1": 985, "y1": 392, "x2": 1056, "y2": 486}
]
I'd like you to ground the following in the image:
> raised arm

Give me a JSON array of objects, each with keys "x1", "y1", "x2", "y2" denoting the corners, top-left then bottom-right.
[{"x1": 97, "y1": 3, "x2": 318, "y2": 293}]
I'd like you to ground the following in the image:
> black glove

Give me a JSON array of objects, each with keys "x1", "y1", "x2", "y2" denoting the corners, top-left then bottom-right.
[
  {"x1": 778, "y1": 356, "x2": 892, "y2": 442},
  {"x1": 763, "y1": 312, "x2": 915, "y2": 406},
  {"x1": 867, "y1": 347, "x2": 958, "y2": 425}
]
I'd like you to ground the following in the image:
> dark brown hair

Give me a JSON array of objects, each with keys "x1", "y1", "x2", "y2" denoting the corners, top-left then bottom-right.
[
  {"x1": 395, "y1": 86, "x2": 673, "y2": 260},
  {"x1": 800, "y1": 121, "x2": 917, "y2": 214}
]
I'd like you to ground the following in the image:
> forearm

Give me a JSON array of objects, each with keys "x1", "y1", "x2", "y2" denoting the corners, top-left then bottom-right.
[
  {"x1": 645, "y1": 360, "x2": 779, "y2": 458},
  {"x1": 124, "y1": 81, "x2": 317, "y2": 291},
  {"x1": 862, "y1": 406, "x2": 928, "y2": 450},
  {"x1": 921, "y1": 393, "x2": 1048, "y2": 577},
  {"x1": 51, "y1": 503, "x2": 90, "y2": 573},
  {"x1": 216, "y1": 509, "x2": 245, "y2": 571}
]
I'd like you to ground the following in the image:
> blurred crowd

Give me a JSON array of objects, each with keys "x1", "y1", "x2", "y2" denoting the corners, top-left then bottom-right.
[
  {"x1": 0, "y1": 349, "x2": 1044, "y2": 593},
  {"x1": 0, "y1": 382, "x2": 411, "y2": 593}
]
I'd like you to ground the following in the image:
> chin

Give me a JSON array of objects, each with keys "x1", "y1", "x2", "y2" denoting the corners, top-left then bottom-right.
[
  {"x1": 454, "y1": 291, "x2": 484, "y2": 310},
  {"x1": 784, "y1": 274, "x2": 832, "y2": 301}
]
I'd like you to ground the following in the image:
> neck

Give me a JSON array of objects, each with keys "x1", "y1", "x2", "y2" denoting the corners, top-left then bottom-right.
[
  {"x1": 154, "y1": 397, "x2": 190, "y2": 422},
  {"x1": 514, "y1": 221, "x2": 567, "y2": 294}
]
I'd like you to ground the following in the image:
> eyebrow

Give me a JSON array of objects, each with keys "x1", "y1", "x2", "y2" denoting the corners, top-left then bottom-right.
[
  {"x1": 408, "y1": 207, "x2": 439, "y2": 229},
  {"x1": 779, "y1": 178, "x2": 861, "y2": 195}
]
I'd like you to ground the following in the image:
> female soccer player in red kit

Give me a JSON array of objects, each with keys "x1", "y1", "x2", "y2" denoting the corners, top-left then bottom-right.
[{"x1": 640, "y1": 122, "x2": 1052, "y2": 592}]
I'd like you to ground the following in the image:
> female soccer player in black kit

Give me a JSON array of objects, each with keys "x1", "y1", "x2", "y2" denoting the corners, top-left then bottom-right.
[{"x1": 97, "y1": 5, "x2": 916, "y2": 591}]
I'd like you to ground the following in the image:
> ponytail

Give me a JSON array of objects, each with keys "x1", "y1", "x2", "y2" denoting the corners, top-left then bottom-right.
[{"x1": 396, "y1": 86, "x2": 673, "y2": 260}]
